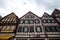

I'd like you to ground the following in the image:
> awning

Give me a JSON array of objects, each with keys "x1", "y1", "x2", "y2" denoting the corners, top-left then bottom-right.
[{"x1": 0, "y1": 34, "x2": 14, "y2": 39}]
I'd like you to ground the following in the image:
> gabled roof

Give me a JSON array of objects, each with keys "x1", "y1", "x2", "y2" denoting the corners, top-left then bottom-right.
[
  {"x1": 0, "y1": 12, "x2": 18, "y2": 24},
  {"x1": 54, "y1": 9, "x2": 59, "y2": 11},
  {"x1": 42, "y1": 12, "x2": 51, "y2": 18},
  {"x1": 51, "y1": 8, "x2": 60, "y2": 15},
  {"x1": 19, "y1": 11, "x2": 41, "y2": 19}
]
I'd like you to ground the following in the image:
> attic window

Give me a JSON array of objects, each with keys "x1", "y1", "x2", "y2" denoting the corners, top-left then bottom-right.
[
  {"x1": 44, "y1": 15, "x2": 49, "y2": 18},
  {"x1": 25, "y1": 15, "x2": 35, "y2": 18}
]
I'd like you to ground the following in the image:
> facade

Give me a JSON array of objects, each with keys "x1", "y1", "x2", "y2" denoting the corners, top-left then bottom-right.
[
  {"x1": 0, "y1": 9, "x2": 60, "y2": 40},
  {"x1": 51, "y1": 9, "x2": 60, "y2": 25},
  {"x1": 42, "y1": 12, "x2": 60, "y2": 40},
  {"x1": 15, "y1": 11, "x2": 45, "y2": 40},
  {"x1": 0, "y1": 12, "x2": 18, "y2": 40}
]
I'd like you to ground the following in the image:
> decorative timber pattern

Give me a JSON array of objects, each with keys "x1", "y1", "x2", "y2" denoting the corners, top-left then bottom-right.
[{"x1": 0, "y1": 9, "x2": 60, "y2": 40}]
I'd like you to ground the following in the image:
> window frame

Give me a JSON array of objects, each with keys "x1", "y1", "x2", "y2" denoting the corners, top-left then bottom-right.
[
  {"x1": 45, "y1": 26, "x2": 60, "y2": 32},
  {"x1": 19, "y1": 20, "x2": 24, "y2": 24},
  {"x1": 36, "y1": 26, "x2": 42, "y2": 32},
  {"x1": 29, "y1": 20, "x2": 34, "y2": 24},
  {"x1": 23, "y1": 26, "x2": 29, "y2": 32},
  {"x1": 25, "y1": 15, "x2": 35, "y2": 18},
  {"x1": 35, "y1": 19, "x2": 40, "y2": 24},
  {"x1": 18, "y1": 26, "x2": 23, "y2": 32},
  {"x1": 29, "y1": 26, "x2": 34, "y2": 32}
]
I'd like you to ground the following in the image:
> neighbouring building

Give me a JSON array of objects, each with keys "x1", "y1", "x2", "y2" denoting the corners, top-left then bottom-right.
[
  {"x1": 51, "y1": 9, "x2": 60, "y2": 25},
  {"x1": 0, "y1": 15, "x2": 2, "y2": 31},
  {"x1": 15, "y1": 11, "x2": 45, "y2": 40},
  {"x1": 42, "y1": 12, "x2": 60, "y2": 40},
  {"x1": 0, "y1": 12, "x2": 18, "y2": 40}
]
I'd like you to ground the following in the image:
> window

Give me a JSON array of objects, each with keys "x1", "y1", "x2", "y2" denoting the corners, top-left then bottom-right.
[
  {"x1": 25, "y1": 15, "x2": 35, "y2": 18},
  {"x1": 18, "y1": 26, "x2": 22, "y2": 32},
  {"x1": 25, "y1": 20, "x2": 29, "y2": 24},
  {"x1": 36, "y1": 26, "x2": 42, "y2": 32},
  {"x1": 28, "y1": 15, "x2": 32, "y2": 18},
  {"x1": 42, "y1": 20, "x2": 47, "y2": 23},
  {"x1": 45, "y1": 27, "x2": 52, "y2": 32},
  {"x1": 45, "y1": 26, "x2": 60, "y2": 32},
  {"x1": 19, "y1": 19, "x2": 41, "y2": 24},
  {"x1": 51, "y1": 19, "x2": 56, "y2": 23},
  {"x1": 29, "y1": 20, "x2": 34, "y2": 24},
  {"x1": 20, "y1": 20, "x2": 23, "y2": 24},
  {"x1": 0, "y1": 26, "x2": 2, "y2": 29},
  {"x1": 51, "y1": 20, "x2": 55, "y2": 23},
  {"x1": 47, "y1": 20, "x2": 50, "y2": 23},
  {"x1": 44, "y1": 15, "x2": 50, "y2": 18},
  {"x1": 42, "y1": 19, "x2": 56, "y2": 23},
  {"x1": 6, "y1": 26, "x2": 10, "y2": 30},
  {"x1": 2, "y1": 19, "x2": 5, "y2": 21},
  {"x1": 51, "y1": 27, "x2": 56, "y2": 32},
  {"x1": 43, "y1": 20, "x2": 46, "y2": 23},
  {"x1": 5, "y1": 18, "x2": 8, "y2": 21},
  {"x1": 56, "y1": 27, "x2": 60, "y2": 32},
  {"x1": 7, "y1": 18, "x2": 10, "y2": 21},
  {"x1": 10, "y1": 19, "x2": 12, "y2": 21},
  {"x1": 2, "y1": 26, "x2": 7, "y2": 30},
  {"x1": 23, "y1": 27, "x2": 28, "y2": 32},
  {"x1": 55, "y1": 14, "x2": 58, "y2": 16},
  {"x1": 18, "y1": 26, "x2": 34, "y2": 32},
  {"x1": 35, "y1": 19, "x2": 40, "y2": 24},
  {"x1": 30, "y1": 26, "x2": 34, "y2": 32}
]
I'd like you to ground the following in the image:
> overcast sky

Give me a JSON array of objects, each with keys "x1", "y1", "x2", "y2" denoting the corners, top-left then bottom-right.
[{"x1": 0, "y1": 0, "x2": 60, "y2": 17}]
